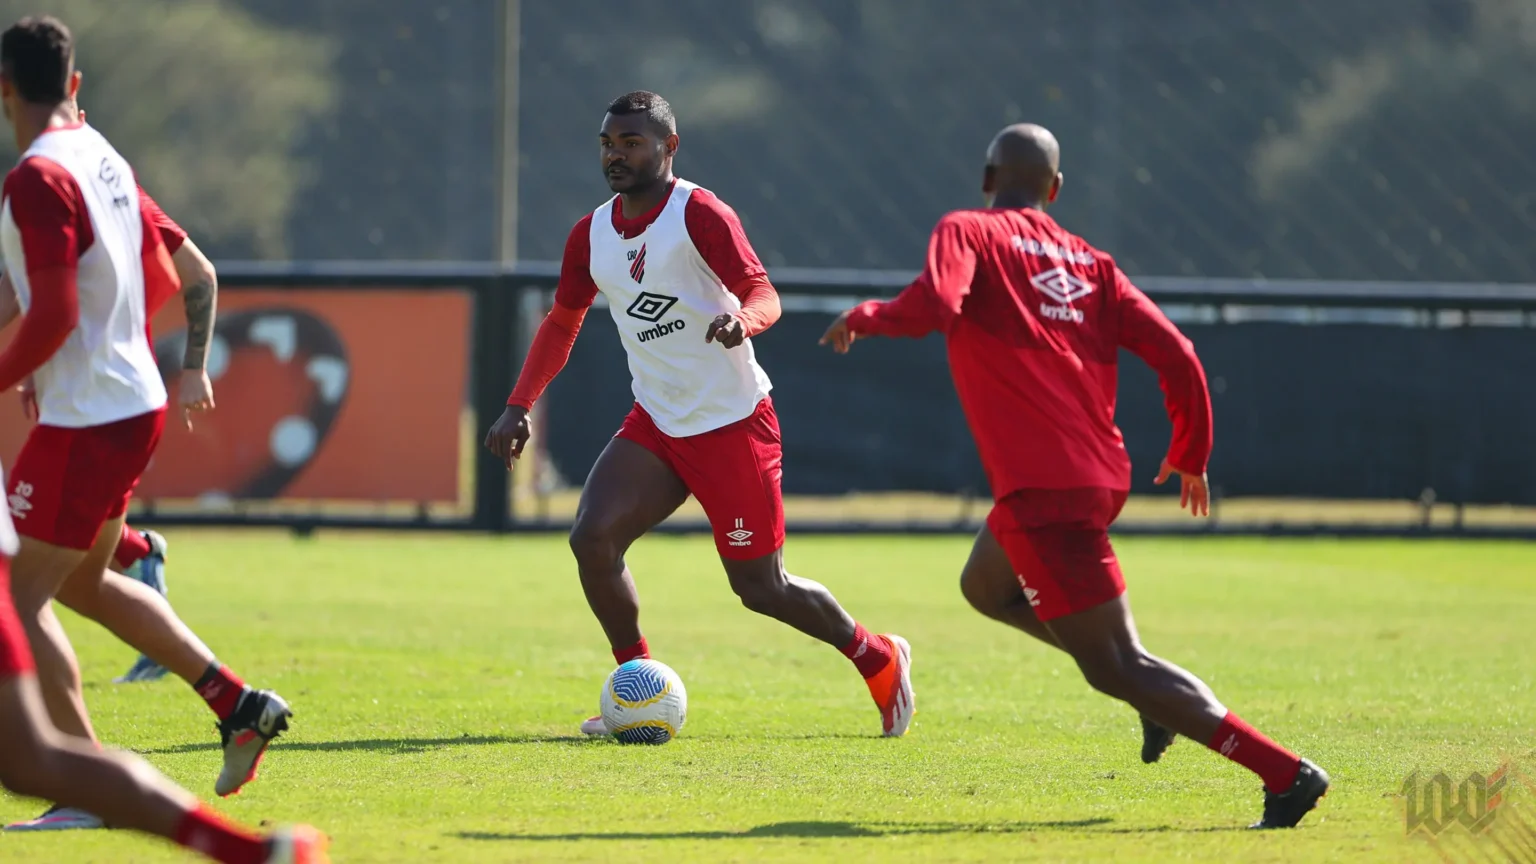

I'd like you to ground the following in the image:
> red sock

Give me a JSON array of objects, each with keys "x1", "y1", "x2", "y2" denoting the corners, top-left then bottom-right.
[
  {"x1": 173, "y1": 804, "x2": 267, "y2": 864},
  {"x1": 613, "y1": 638, "x2": 649, "y2": 666},
  {"x1": 113, "y1": 525, "x2": 152, "y2": 569},
  {"x1": 840, "y1": 623, "x2": 893, "y2": 679},
  {"x1": 1208, "y1": 712, "x2": 1302, "y2": 794},
  {"x1": 193, "y1": 664, "x2": 248, "y2": 721}
]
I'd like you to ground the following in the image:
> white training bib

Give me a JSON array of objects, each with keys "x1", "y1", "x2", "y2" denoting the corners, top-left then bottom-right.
[
  {"x1": 586, "y1": 179, "x2": 771, "y2": 438},
  {"x1": 0, "y1": 123, "x2": 166, "y2": 428}
]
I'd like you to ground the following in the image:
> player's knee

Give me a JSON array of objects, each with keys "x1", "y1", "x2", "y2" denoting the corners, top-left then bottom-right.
[
  {"x1": 1076, "y1": 653, "x2": 1133, "y2": 699},
  {"x1": 568, "y1": 518, "x2": 620, "y2": 569},
  {"x1": 958, "y1": 568, "x2": 996, "y2": 617},
  {"x1": 731, "y1": 575, "x2": 787, "y2": 616}
]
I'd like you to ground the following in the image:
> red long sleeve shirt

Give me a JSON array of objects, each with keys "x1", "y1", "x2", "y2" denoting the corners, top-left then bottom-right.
[
  {"x1": 509, "y1": 183, "x2": 781, "y2": 409},
  {"x1": 846, "y1": 207, "x2": 1212, "y2": 498},
  {"x1": 0, "y1": 157, "x2": 187, "y2": 394}
]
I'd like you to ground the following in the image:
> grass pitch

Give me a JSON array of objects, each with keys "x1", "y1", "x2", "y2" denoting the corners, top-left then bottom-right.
[{"x1": 1, "y1": 533, "x2": 1531, "y2": 863}]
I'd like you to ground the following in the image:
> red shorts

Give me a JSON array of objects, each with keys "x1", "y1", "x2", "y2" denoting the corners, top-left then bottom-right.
[
  {"x1": 7, "y1": 409, "x2": 166, "y2": 551},
  {"x1": 0, "y1": 557, "x2": 34, "y2": 678},
  {"x1": 617, "y1": 398, "x2": 786, "y2": 560},
  {"x1": 986, "y1": 487, "x2": 1130, "y2": 622}
]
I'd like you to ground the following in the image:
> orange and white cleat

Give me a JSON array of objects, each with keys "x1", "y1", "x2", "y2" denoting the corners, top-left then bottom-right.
[
  {"x1": 579, "y1": 715, "x2": 608, "y2": 736},
  {"x1": 865, "y1": 634, "x2": 914, "y2": 737},
  {"x1": 263, "y1": 824, "x2": 330, "y2": 864}
]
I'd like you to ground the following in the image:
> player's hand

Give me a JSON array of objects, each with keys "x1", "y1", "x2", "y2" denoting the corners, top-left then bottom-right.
[
  {"x1": 17, "y1": 376, "x2": 36, "y2": 422},
  {"x1": 179, "y1": 368, "x2": 215, "y2": 431},
  {"x1": 484, "y1": 405, "x2": 532, "y2": 471},
  {"x1": 1155, "y1": 459, "x2": 1210, "y2": 517},
  {"x1": 705, "y1": 313, "x2": 746, "y2": 349},
  {"x1": 819, "y1": 311, "x2": 857, "y2": 354}
]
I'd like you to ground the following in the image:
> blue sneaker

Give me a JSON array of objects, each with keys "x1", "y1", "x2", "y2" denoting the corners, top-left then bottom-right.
[{"x1": 115, "y1": 531, "x2": 171, "y2": 683}]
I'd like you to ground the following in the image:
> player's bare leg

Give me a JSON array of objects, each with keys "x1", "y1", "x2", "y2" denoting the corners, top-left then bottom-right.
[
  {"x1": 22, "y1": 514, "x2": 289, "y2": 799},
  {"x1": 56, "y1": 567, "x2": 216, "y2": 683},
  {"x1": 1043, "y1": 594, "x2": 1328, "y2": 828},
  {"x1": 568, "y1": 438, "x2": 689, "y2": 736},
  {"x1": 0, "y1": 676, "x2": 328, "y2": 860},
  {"x1": 7, "y1": 518, "x2": 119, "y2": 742},
  {"x1": 959, "y1": 527, "x2": 1174, "y2": 762},
  {"x1": 721, "y1": 549, "x2": 857, "y2": 646},
  {"x1": 569, "y1": 437, "x2": 691, "y2": 649},
  {"x1": 721, "y1": 548, "x2": 915, "y2": 737},
  {"x1": 108, "y1": 524, "x2": 172, "y2": 683}
]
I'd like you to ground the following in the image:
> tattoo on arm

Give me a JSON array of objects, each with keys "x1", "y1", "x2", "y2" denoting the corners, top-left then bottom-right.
[{"x1": 181, "y1": 273, "x2": 217, "y2": 370}]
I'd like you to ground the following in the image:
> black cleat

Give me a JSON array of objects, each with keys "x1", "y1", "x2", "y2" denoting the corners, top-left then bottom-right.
[
  {"x1": 1139, "y1": 714, "x2": 1175, "y2": 763},
  {"x1": 1250, "y1": 758, "x2": 1330, "y2": 829}
]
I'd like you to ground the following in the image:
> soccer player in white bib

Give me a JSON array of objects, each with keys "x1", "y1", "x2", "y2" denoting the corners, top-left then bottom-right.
[
  {"x1": 0, "y1": 15, "x2": 299, "y2": 836},
  {"x1": 485, "y1": 91, "x2": 914, "y2": 737},
  {"x1": 0, "y1": 16, "x2": 328, "y2": 863}
]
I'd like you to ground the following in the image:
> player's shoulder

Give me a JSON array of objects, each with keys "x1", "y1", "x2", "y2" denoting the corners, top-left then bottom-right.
[
  {"x1": 680, "y1": 182, "x2": 739, "y2": 218},
  {"x1": 3, "y1": 154, "x2": 78, "y2": 202}
]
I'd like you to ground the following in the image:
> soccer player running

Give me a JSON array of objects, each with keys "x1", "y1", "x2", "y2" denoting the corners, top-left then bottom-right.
[
  {"x1": 9, "y1": 175, "x2": 209, "y2": 685},
  {"x1": 0, "y1": 16, "x2": 328, "y2": 863},
  {"x1": 0, "y1": 17, "x2": 290, "y2": 832},
  {"x1": 820, "y1": 124, "x2": 1328, "y2": 829},
  {"x1": 485, "y1": 91, "x2": 914, "y2": 737}
]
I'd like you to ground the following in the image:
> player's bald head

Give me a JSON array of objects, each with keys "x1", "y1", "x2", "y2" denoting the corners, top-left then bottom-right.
[{"x1": 983, "y1": 124, "x2": 1063, "y2": 208}]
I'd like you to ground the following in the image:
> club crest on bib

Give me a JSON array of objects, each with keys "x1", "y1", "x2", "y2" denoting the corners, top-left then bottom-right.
[{"x1": 627, "y1": 243, "x2": 647, "y2": 284}]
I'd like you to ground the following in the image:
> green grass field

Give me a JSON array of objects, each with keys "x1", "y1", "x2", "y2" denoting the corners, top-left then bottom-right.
[{"x1": 1, "y1": 533, "x2": 1532, "y2": 863}]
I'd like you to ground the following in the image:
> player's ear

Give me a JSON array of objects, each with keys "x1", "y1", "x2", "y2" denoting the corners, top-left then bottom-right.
[
  {"x1": 1049, "y1": 171, "x2": 1063, "y2": 203},
  {"x1": 664, "y1": 133, "x2": 679, "y2": 157},
  {"x1": 68, "y1": 70, "x2": 81, "y2": 100}
]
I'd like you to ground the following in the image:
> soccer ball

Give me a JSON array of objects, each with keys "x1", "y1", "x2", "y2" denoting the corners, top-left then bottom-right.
[{"x1": 599, "y1": 659, "x2": 687, "y2": 745}]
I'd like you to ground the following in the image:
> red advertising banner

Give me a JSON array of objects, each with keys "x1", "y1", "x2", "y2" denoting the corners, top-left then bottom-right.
[{"x1": 0, "y1": 288, "x2": 472, "y2": 503}]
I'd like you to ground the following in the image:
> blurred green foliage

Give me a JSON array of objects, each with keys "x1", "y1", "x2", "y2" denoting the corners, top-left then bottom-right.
[{"x1": 0, "y1": 0, "x2": 335, "y2": 257}]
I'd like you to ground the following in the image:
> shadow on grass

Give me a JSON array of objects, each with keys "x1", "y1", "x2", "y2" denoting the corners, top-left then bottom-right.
[
  {"x1": 139, "y1": 734, "x2": 595, "y2": 755},
  {"x1": 456, "y1": 818, "x2": 1114, "y2": 842}
]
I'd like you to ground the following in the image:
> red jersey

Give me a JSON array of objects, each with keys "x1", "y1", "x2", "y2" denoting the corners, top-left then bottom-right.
[
  {"x1": 136, "y1": 186, "x2": 187, "y2": 316},
  {"x1": 846, "y1": 207, "x2": 1211, "y2": 498}
]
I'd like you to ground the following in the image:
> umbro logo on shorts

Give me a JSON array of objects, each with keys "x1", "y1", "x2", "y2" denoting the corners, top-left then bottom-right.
[
  {"x1": 627, "y1": 292, "x2": 679, "y2": 324},
  {"x1": 8, "y1": 482, "x2": 33, "y2": 520},
  {"x1": 726, "y1": 518, "x2": 754, "y2": 547}
]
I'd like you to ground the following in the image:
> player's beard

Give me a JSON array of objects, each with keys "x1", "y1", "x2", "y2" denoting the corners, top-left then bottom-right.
[{"x1": 609, "y1": 164, "x2": 663, "y2": 195}]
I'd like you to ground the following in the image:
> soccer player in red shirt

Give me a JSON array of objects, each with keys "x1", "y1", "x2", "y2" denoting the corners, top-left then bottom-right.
[
  {"x1": 485, "y1": 91, "x2": 913, "y2": 737},
  {"x1": 8, "y1": 177, "x2": 211, "y2": 685},
  {"x1": 0, "y1": 16, "x2": 327, "y2": 862},
  {"x1": 0, "y1": 64, "x2": 291, "y2": 825},
  {"x1": 821, "y1": 124, "x2": 1328, "y2": 829}
]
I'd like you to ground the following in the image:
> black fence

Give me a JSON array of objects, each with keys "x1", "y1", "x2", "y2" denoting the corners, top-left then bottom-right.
[{"x1": 120, "y1": 263, "x2": 1536, "y2": 538}]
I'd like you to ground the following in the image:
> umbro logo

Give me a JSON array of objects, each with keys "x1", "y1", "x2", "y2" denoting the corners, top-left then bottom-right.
[
  {"x1": 1031, "y1": 267, "x2": 1095, "y2": 304},
  {"x1": 626, "y1": 291, "x2": 678, "y2": 324},
  {"x1": 1017, "y1": 575, "x2": 1041, "y2": 607},
  {"x1": 8, "y1": 482, "x2": 33, "y2": 521},
  {"x1": 726, "y1": 518, "x2": 754, "y2": 547},
  {"x1": 1032, "y1": 267, "x2": 1094, "y2": 324},
  {"x1": 627, "y1": 244, "x2": 647, "y2": 284}
]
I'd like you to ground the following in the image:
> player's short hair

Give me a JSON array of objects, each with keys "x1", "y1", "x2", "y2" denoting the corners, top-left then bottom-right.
[
  {"x1": 605, "y1": 90, "x2": 677, "y2": 137},
  {"x1": 0, "y1": 16, "x2": 73, "y2": 104}
]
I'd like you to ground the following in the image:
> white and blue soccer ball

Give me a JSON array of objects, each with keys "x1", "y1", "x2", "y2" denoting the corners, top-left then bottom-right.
[{"x1": 599, "y1": 659, "x2": 687, "y2": 745}]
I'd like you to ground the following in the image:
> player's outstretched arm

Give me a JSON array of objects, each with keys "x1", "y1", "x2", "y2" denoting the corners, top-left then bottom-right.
[
  {"x1": 1115, "y1": 268, "x2": 1214, "y2": 517},
  {"x1": 823, "y1": 214, "x2": 977, "y2": 353},
  {"x1": 173, "y1": 238, "x2": 218, "y2": 429}
]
